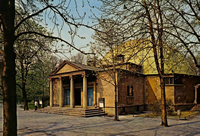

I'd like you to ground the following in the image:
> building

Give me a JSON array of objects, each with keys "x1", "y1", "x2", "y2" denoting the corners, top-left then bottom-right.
[{"x1": 49, "y1": 40, "x2": 200, "y2": 115}]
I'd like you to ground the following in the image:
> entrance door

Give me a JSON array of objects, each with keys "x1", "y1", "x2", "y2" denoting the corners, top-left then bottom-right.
[
  {"x1": 65, "y1": 89, "x2": 70, "y2": 105},
  {"x1": 197, "y1": 87, "x2": 200, "y2": 104},
  {"x1": 87, "y1": 88, "x2": 93, "y2": 106},
  {"x1": 75, "y1": 88, "x2": 81, "y2": 105}
]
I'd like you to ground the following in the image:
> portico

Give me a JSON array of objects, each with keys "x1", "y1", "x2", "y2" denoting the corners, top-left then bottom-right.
[{"x1": 49, "y1": 61, "x2": 100, "y2": 109}]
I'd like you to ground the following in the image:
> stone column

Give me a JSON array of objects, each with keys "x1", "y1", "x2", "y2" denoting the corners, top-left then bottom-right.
[
  {"x1": 70, "y1": 76, "x2": 75, "y2": 108},
  {"x1": 59, "y1": 77, "x2": 63, "y2": 107},
  {"x1": 50, "y1": 78, "x2": 53, "y2": 107},
  {"x1": 93, "y1": 82, "x2": 97, "y2": 107},
  {"x1": 194, "y1": 86, "x2": 197, "y2": 104},
  {"x1": 83, "y1": 75, "x2": 87, "y2": 109}
]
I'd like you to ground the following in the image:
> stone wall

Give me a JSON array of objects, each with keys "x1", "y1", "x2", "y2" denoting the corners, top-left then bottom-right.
[
  {"x1": 145, "y1": 76, "x2": 175, "y2": 104},
  {"x1": 96, "y1": 71, "x2": 115, "y2": 115},
  {"x1": 183, "y1": 76, "x2": 200, "y2": 103},
  {"x1": 96, "y1": 71, "x2": 145, "y2": 115},
  {"x1": 52, "y1": 78, "x2": 60, "y2": 106},
  {"x1": 118, "y1": 72, "x2": 145, "y2": 106}
]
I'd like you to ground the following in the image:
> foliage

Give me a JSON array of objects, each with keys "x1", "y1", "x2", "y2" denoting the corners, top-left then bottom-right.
[
  {"x1": 20, "y1": 103, "x2": 35, "y2": 110},
  {"x1": 149, "y1": 99, "x2": 175, "y2": 114},
  {"x1": 70, "y1": 52, "x2": 86, "y2": 64},
  {"x1": 16, "y1": 54, "x2": 60, "y2": 103},
  {"x1": 0, "y1": 0, "x2": 99, "y2": 135}
]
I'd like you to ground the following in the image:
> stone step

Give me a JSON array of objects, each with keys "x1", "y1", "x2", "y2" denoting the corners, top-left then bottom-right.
[{"x1": 36, "y1": 107, "x2": 107, "y2": 117}]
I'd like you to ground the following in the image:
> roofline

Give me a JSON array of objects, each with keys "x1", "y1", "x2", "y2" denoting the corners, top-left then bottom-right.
[
  {"x1": 101, "y1": 62, "x2": 142, "y2": 68},
  {"x1": 144, "y1": 73, "x2": 200, "y2": 77}
]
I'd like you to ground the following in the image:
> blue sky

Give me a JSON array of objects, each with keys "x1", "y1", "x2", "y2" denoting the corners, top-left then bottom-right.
[{"x1": 43, "y1": 0, "x2": 102, "y2": 59}]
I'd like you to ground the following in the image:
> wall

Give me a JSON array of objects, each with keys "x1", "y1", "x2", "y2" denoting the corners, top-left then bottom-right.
[
  {"x1": 183, "y1": 76, "x2": 200, "y2": 103},
  {"x1": 96, "y1": 71, "x2": 115, "y2": 115},
  {"x1": 96, "y1": 71, "x2": 145, "y2": 115},
  {"x1": 52, "y1": 78, "x2": 60, "y2": 106},
  {"x1": 118, "y1": 72, "x2": 145, "y2": 106},
  {"x1": 145, "y1": 76, "x2": 175, "y2": 104}
]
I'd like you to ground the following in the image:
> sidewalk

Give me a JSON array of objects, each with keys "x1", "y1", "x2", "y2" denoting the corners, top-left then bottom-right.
[{"x1": 1, "y1": 105, "x2": 200, "y2": 136}]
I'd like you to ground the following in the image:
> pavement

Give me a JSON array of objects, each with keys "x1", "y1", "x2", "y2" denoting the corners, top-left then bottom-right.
[{"x1": 1, "y1": 104, "x2": 200, "y2": 136}]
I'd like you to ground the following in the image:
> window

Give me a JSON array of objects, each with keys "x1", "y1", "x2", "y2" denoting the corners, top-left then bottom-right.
[
  {"x1": 164, "y1": 77, "x2": 174, "y2": 84},
  {"x1": 127, "y1": 85, "x2": 134, "y2": 96},
  {"x1": 115, "y1": 54, "x2": 124, "y2": 63}
]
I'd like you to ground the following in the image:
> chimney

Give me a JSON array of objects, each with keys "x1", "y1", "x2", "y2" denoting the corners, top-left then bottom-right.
[{"x1": 87, "y1": 60, "x2": 96, "y2": 67}]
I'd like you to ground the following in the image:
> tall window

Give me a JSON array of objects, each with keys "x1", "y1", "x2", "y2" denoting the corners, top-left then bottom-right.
[
  {"x1": 127, "y1": 85, "x2": 134, "y2": 96},
  {"x1": 164, "y1": 77, "x2": 174, "y2": 84}
]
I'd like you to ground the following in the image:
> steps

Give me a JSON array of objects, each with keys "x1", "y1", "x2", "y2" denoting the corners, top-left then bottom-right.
[
  {"x1": 84, "y1": 109, "x2": 107, "y2": 117},
  {"x1": 36, "y1": 107, "x2": 107, "y2": 117},
  {"x1": 190, "y1": 104, "x2": 200, "y2": 112}
]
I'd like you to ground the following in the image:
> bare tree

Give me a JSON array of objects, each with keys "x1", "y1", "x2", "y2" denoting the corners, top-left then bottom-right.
[
  {"x1": 70, "y1": 52, "x2": 86, "y2": 64},
  {"x1": 0, "y1": 0, "x2": 99, "y2": 135},
  {"x1": 163, "y1": 0, "x2": 200, "y2": 73},
  {"x1": 91, "y1": 19, "x2": 145, "y2": 121}
]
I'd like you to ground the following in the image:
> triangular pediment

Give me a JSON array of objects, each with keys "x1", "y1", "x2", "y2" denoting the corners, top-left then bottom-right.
[
  {"x1": 56, "y1": 63, "x2": 80, "y2": 74},
  {"x1": 50, "y1": 61, "x2": 83, "y2": 75}
]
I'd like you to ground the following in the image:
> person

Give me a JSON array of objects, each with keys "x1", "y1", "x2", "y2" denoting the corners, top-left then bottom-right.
[{"x1": 35, "y1": 100, "x2": 38, "y2": 111}]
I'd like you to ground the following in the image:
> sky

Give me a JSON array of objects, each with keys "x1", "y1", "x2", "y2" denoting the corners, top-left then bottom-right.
[{"x1": 42, "y1": 0, "x2": 103, "y2": 60}]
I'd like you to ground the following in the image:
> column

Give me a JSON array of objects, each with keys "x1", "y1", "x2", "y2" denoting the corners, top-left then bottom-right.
[
  {"x1": 50, "y1": 78, "x2": 53, "y2": 107},
  {"x1": 195, "y1": 86, "x2": 197, "y2": 104},
  {"x1": 70, "y1": 76, "x2": 75, "y2": 108},
  {"x1": 59, "y1": 77, "x2": 63, "y2": 107},
  {"x1": 93, "y1": 82, "x2": 97, "y2": 107},
  {"x1": 83, "y1": 75, "x2": 87, "y2": 109}
]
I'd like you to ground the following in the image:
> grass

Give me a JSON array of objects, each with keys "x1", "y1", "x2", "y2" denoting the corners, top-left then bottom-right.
[
  {"x1": 136, "y1": 111, "x2": 200, "y2": 119},
  {"x1": 20, "y1": 103, "x2": 35, "y2": 109}
]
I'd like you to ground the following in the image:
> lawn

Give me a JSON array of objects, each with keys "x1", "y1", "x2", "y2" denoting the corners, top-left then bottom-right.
[
  {"x1": 136, "y1": 111, "x2": 200, "y2": 119},
  {"x1": 20, "y1": 103, "x2": 35, "y2": 109}
]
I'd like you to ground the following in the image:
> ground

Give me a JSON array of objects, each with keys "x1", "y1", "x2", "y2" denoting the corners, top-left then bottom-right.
[{"x1": 0, "y1": 104, "x2": 200, "y2": 136}]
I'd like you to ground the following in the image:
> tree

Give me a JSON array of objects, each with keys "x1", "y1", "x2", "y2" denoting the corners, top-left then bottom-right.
[
  {"x1": 142, "y1": 0, "x2": 168, "y2": 126},
  {"x1": 99, "y1": 0, "x2": 200, "y2": 126},
  {"x1": 15, "y1": 19, "x2": 53, "y2": 110},
  {"x1": 162, "y1": 0, "x2": 200, "y2": 73},
  {"x1": 70, "y1": 52, "x2": 86, "y2": 64},
  {"x1": 0, "y1": 0, "x2": 98, "y2": 135},
  {"x1": 91, "y1": 19, "x2": 138, "y2": 121}
]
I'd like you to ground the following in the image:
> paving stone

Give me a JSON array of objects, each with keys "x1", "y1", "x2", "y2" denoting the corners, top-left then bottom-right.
[{"x1": 0, "y1": 104, "x2": 200, "y2": 136}]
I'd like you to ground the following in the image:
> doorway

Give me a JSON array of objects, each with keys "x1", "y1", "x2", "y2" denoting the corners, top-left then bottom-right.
[
  {"x1": 65, "y1": 89, "x2": 70, "y2": 105},
  {"x1": 87, "y1": 88, "x2": 93, "y2": 106},
  {"x1": 75, "y1": 88, "x2": 81, "y2": 105}
]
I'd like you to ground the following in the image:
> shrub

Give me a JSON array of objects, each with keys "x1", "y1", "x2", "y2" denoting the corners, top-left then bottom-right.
[{"x1": 149, "y1": 99, "x2": 175, "y2": 114}]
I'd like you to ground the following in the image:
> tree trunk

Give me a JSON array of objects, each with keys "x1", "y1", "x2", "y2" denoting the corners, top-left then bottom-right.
[
  {"x1": 143, "y1": 0, "x2": 168, "y2": 127},
  {"x1": 1, "y1": 0, "x2": 17, "y2": 135},
  {"x1": 114, "y1": 85, "x2": 119, "y2": 121},
  {"x1": 160, "y1": 77, "x2": 168, "y2": 126},
  {"x1": 22, "y1": 82, "x2": 28, "y2": 110},
  {"x1": 20, "y1": 60, "x2": 29, "y2": 110}
]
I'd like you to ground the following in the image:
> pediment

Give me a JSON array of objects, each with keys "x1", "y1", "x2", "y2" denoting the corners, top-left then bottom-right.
[{"x1": 56, "y1": 63, "x2": 81, "y2": 74}]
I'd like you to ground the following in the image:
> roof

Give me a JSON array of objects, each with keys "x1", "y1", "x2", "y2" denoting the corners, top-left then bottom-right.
[{"x1": 50, "y1": 60, "x2": 103, "y2": 75}]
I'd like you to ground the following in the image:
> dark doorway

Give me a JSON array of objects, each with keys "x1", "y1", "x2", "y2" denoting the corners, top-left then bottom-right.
[
  {"x1": 75, "y1": 88, "x2": 81, "y2": 105},
  {"x1": 197, "y1": 87, "x2": 200, "y2": 104}
]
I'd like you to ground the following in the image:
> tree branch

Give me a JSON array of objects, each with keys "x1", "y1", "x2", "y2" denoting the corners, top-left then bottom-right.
[
  {"x1": 15, "y1": 6, "x2": 50, "y2": 31},
  {"x1": 15, "y1": 31, "x2": 94, "y2": 55}
]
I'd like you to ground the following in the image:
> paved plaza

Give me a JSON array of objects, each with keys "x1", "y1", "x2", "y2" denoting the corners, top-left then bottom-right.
[{"x1": 0, "y1": 104, "x2": 200, "y2": 136}]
